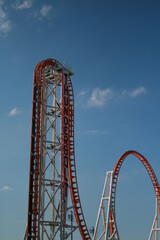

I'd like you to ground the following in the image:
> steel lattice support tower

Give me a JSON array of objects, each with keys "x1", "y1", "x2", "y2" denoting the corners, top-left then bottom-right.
[
  {"x1": 25, "y1": 59, "x2": 91, "y2": 240},
  {"x1": 93, "y1": 171, "x2": 119, "y2": 240}
]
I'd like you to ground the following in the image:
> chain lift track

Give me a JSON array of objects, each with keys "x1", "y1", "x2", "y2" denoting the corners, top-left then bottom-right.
[{"x1": 26, "y1": 59, "x2": 91, "y2": 240}]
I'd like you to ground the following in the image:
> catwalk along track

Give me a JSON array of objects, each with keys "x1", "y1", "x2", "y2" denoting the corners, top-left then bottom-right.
[{"x1": 24, "y1": 59, "x2": 91, "y2": 240}]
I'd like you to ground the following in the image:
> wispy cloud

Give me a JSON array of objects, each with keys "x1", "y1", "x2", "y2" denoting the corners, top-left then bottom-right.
[
  {"x1": 0, "y1": 20, "x2": 11, "y2": 33},
  {"x1": 76, "y1": 88, "x2": 113, "y2": 107},
  {"x1": 0, "y1": 1, "x2": 12, "y2": 35},
  {"x1": 129, "y1": 86, "x2": 147, "y2": 98},
  {"x1": 84, "y1": 129, "x2": 109, "y2": 135},
  {"x1": 0, "y1": 4, "x2": 6, "y2": 19},
  {"x1": 13, "y1": 0, "x2": 33, "y2": 10},
  {"x1": 76, "y1": 89, "x2": 87, "y2": 106},
  {"x1": 78, "y1": 90, "x2": 87, "y2": 99},
  {"x1": 77, "y1": 85, "x2": 147, "y2": 108},
  {"x1": 84, "y1": 130, "x2": 109, "y2": 135},
  {"x1": 33, "y1": 5, "x2": 52, "y2": 20},
  {"x1": 40, "y1": 5, "x2": 52, "y2": 17},
  {"x1": 88, "y1": 87, "x2": 113, "y2": 107},
  {"x1": 0, "y1": 185, "x2": 13, "y2": 191},
  {"x1": 9, "y1": 107, "x2": 20, "y2": 116}
]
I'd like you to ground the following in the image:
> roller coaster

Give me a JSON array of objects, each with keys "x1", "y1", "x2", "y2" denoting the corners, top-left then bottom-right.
[{"x1": 24, "y1": 58, "x2": 160, "y2": 240}]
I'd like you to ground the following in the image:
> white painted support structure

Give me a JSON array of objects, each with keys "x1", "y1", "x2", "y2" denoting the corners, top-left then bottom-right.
[
  {"x1": 38, "y1": 65, "x2": 78, "y2": 239},
  {"x1": 93, "y1": 171, "x2": 119, "y2": 240},
  {"x1": 149, "y1": 197, "x2": 160, "y2": 240}
]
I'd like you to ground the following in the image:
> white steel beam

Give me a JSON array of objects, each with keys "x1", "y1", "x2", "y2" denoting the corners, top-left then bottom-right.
[{"x1": 93, "y1": 171, "x2": 119, "y2": 240}]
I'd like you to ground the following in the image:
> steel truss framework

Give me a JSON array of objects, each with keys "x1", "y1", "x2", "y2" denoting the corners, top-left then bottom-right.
[
  {"x1": 24, "y1": 59, "x2": 160, "y2": 240},
  {"x1": 25, "y1": 59, "x2": 91, "y2": 240},
  {"x1": 94, "y1": 150, "x2": 160, "y2": 240},
  {"x1": 93, "y1": 171, "x2": 119, "y2": 240}
]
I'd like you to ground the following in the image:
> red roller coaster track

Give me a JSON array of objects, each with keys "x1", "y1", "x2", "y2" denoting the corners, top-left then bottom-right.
[
  {"x1": 25, "y1": 58, "x2": 160, "y2": 240},
  {"x1": 112, "y1": 150, "x2": 160, "y2": 213},
  {"x1": 68, "y1": 79, "x2": 91, "y2": 239},
  {"x1": 110, "y1": 150, "x2": 160, "y2": 236},
  {"x1": 26, "y1": 59, "x2": 90, "y2": 239},
  {"x1": 93, "y1": 150, "x2": 160, "y2": 239}
]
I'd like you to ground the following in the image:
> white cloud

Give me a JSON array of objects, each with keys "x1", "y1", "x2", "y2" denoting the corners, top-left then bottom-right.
[
  {"x1": 0, "y1": 7, "x2": 6, "y2": 19},
  {"x1": 13, "y1": 0, "x2": 33, "y2": 10},
  {"x1": 85, "y1": 130, "x2": 98, "y2": 134},
  {"x1": 40, "y1": 5, "x2": 52, "y2": 17},
  {"x1": 78, "y1": 90, "x2": 86, "y2": 99},
  {"x1": 0, "y1": 2, "x2": 12, "y2": 35},
  {"x1": 76, "y1": 89, "x2": 87, "y2": 105},
  {"x1": 0, "y1": 185, "x2": 13, "y2": 191},
  {"x1": 88, "y1": 87, "x2": 113, "y2": 107},
  {"x1": 0, "y1": 20, "x2": 11, "y2": 33},
  {"x1": 84, "y1": 130, "x2": 109, "y2": 135},
  {"x1": 130, "y1": 86, "x2": 147, "y2": 98},
  {"x1": 9, "y1": 107, "x2": 20, "y2": 116},
  {"x1": 32, "y1": 4, "x2": 52, "y2": 20},
  {"x1": 77, "y1": 85, "x2": 147, "y2": 108}
]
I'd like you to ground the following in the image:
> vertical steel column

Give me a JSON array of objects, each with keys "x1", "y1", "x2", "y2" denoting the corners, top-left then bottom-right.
[
  {"x1": 149, "y1": 196, "x2": 160, "y2": 240},
  {"x1": 38, "y1": 64, "x2": 64, "y2": 239},
  {"x1": 93, "y1": 171, "x2": 119, "y2": 240},
  {"x1": 50, "y1": 75, "x2": 56, "y2": 239}
]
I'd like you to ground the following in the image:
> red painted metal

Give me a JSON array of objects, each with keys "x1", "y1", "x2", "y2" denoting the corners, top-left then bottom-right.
[
  {"x1": 27, "y1": 59, "x2": 60, "y2": 239},
  {"x1": 27, "y1": 59, "x2": 90, "y2": 240},
  {"x1": 68, "y1": 78, "x2": 91, "y2": 240},
  {"x1": 27, "y1": 69, "x2": 42, "y2": 239},
  {"x1": 110, "y1": 150, "x2": 160, "y2": 234}
]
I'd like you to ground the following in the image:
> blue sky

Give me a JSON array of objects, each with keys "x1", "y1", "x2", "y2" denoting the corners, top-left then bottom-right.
[{"x1": 0, "y1": 0, "x2": 160, "y2": 239}]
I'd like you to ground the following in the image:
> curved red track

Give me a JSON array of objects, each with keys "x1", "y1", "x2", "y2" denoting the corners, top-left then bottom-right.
[
  {"x1": 28, "y1": 59, "x2": 160, "y2": 239},
  {"x1": 68, "y1": 78, "x2": 90, "y2": 239},
  {"x1": 110, "y1": 150, "x2": 160, "y2": 234},
  {"x1": 27, "y1": 59, "x2": 90, "y2": 240}
]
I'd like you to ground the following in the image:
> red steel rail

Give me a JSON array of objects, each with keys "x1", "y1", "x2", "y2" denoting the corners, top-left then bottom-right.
[
  {"x1": 26, "y1": 59, "x2": 90, "y2": 239},
  {"x1": 68, "y1": 78, "x2": 91, "y2": 239},
  {"x1": 110, "y1": 150, "x2": 160, "y2": 234}
]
